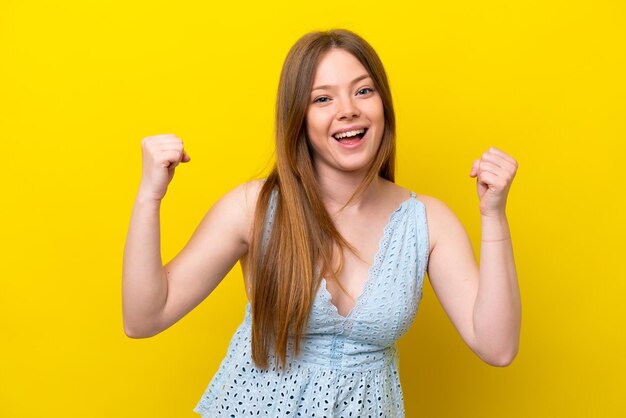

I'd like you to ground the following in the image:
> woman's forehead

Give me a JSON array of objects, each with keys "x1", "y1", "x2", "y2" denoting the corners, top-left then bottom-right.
[{"x1": 311, "y1": 49, "x2": 371, "y2": 88}]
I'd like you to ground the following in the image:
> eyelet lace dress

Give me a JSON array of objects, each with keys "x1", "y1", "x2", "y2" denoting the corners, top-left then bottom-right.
[{"x1": 194, "y1": 191, "x2": 429, "y2": 417}]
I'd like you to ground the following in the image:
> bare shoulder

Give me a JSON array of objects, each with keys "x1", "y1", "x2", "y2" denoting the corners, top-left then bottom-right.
[
  {"x1": 414, "y1": 193, "x2": 452, "y2": 216},
  {"x1": 211, "y1": 179, "x2": 265, "y2": 246},
  {"x1": 221, "y1": 178, "x2": 265, "y2": 214},
  {"x1": 414, "y1": 193, "x2": 464, "y2": 251},
  {"x1": 218, "y1": 178, "x2": 264, "y2": 206}
]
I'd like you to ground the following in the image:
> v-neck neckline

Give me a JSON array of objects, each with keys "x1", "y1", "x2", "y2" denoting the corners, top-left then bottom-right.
[{"x1": 320, "y1": 192, "x2": 415, "y2": 320}]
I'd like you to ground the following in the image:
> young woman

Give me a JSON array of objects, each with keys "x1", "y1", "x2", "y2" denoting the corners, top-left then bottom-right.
[{"x1": 122, "y1": 29, "x2": 521, "y2": 417}]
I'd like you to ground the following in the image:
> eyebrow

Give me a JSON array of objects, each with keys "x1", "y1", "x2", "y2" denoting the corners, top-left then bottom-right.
[{"x1": 311, "y1": 74, "x2": 372, "y2": 92}]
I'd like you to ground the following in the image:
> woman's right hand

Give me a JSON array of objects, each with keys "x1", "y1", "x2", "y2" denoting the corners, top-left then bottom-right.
[{"x1": 137, "y1": 134, "x2": 191, "y2": 202}]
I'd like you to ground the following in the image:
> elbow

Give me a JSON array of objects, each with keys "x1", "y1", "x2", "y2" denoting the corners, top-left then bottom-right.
[
  {"x1": 472, "y1": 326, "x2": 520, "y2": 367},
  {"x1": 122, "y1": 304, "x2": 165, "y2": 338},
  {"x1": 482, "y1": 346, "x2": 518, "y2": 367},
  {"x1": 486, "y1": 353, "x2": 516, "y2": 367},
  {"x1": 123, "y1": 319, "x2": 161, "y2": 339},
  {"x1": 124, "y1": 326, "x2": 150, "y2": 339},
  {"x1": 472, "y1": 334, "x2": 519, "y2": 367}
]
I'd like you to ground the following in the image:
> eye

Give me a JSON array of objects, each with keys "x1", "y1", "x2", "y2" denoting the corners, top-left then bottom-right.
[
  {"x1": 313, "y1": 96, "x2": 330, "y2": 104},
  {"x1": 357, "y1": 87, "x2": 374, "y2": 96}
]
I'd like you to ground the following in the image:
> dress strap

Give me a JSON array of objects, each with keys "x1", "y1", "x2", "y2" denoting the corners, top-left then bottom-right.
[
  {"x1": 261, "y1": 188, "x2": 279, "y2": 250},
  {"x1": 411, "y1": 192, "x2": 430, "y2": 282}
]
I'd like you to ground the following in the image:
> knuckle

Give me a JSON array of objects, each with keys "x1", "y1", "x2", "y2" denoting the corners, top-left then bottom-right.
[{"x1": 159, "y1": 151, "x2": 173, "y2": 161}]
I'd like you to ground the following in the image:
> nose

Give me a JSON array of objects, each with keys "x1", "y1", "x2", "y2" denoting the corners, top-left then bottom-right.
[{"x1": 336, "y1": 97, "x2": 360, "y2": 120}]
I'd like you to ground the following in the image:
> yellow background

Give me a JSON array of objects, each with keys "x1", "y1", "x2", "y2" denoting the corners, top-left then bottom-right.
[{"x1": 1, "y1": 0, "x2": 624, "y2": 417}]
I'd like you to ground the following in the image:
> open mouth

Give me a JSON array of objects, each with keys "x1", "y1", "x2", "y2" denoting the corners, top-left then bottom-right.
[{"x1": 332, "y1": 128, "x2": 367, "y2": 143}]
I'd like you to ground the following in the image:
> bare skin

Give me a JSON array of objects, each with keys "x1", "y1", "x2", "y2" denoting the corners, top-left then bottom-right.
[{"x1": 122, "y1": 49, "x2": 520, "y2": 368}]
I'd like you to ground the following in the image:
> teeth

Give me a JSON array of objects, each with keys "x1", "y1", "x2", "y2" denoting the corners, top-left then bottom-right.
[{"x1": 334, "y1": 129, "x2": 365, "y2": 139}]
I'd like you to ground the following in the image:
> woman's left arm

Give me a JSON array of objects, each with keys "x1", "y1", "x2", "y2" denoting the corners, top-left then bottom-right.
[
  {"x1": 425, "y1": 147, "x2": 520, "y2": 366},
  {"x1": 470, "y1": 146, "x2": 520, "y2": 365}
]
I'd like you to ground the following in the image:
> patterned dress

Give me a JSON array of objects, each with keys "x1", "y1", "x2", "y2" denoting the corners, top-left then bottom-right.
[{"x1": 194, "y1": 191, "x2": 430, "y2": 417}]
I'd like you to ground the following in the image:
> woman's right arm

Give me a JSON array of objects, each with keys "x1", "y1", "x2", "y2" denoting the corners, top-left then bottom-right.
[{"x1": 122, "y1": 134, "x2": 259, "y2": 338}]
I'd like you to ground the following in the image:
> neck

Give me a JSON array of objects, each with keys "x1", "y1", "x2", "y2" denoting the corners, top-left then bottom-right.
[{"x1": 315, "y1": 167, "x2": 384, "y2": 213}]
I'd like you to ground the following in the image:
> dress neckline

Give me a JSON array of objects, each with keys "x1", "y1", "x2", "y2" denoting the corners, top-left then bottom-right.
[{"x1": 320, "y1": 192, "x2": 416, "y2": 320}]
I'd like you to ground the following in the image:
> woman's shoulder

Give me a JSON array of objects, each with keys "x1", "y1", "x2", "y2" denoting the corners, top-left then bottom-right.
[
  {"x1": 378, "y1": 180, "x2": 454, "y2": 217},
  {"x1": 411, "y1": 192, "x2": 466, "y2": 251},
  {"x1": 413, "y1": 192, "x2": 447, "y2": 211},
  {"x1": 385, "y1": 182, "x2": 442, "y2": 209},
  {"x1": 206, "y1": 179, "x2": 267, "y2": 243},
  {"x1": 412, "y1": 192, "x2": 459, "y2": 221},
  {"x1": 219, "y1": 178, "x2": 266, "y2": 204}
]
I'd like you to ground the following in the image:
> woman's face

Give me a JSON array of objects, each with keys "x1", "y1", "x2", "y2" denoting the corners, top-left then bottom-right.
[{"x1": 305, "y1": 48, "x2": 385, "y2": 177}]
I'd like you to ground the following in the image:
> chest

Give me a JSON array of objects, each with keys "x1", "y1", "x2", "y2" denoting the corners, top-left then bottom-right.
[
  {"x1": 323, "y1": 202, "x2": 408, "y2": 317},
  {"x1": 306, "y1": 204, "x2": 426, "y2": 345}
]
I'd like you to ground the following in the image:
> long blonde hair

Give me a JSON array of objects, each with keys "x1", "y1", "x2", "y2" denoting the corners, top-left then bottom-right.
[{"x1": 248, "y1": 29, "x2": 396, "y2": 369}]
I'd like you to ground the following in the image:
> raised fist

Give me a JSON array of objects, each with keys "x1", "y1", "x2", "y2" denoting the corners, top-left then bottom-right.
[
  {"x1": 469, "y1": 147, "x2": 518, "y2": 217},
  {"x1": 137, "y1": 134, "x2": 191, "y2": 202}
]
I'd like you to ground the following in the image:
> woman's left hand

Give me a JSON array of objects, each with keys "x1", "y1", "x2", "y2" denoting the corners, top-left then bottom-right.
[{"x1": 469, "y1": 147, "x2": 518, "y2": 217}]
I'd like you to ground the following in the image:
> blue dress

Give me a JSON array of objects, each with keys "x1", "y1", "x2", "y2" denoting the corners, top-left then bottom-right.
[{"x1": 194, "y1": 191, "x2": 430, "y2": 417}]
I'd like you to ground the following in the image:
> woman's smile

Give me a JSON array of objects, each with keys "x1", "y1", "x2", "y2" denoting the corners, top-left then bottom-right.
[{"x1": 332, "y1": 126, "x2": 368, "y2": 148}]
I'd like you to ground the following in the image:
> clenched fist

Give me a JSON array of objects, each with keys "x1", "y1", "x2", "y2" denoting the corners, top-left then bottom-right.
[
  {"x1": 469, "y1": 147, "x2": 518, "y2": 217},
  {"x1": 137, "y1": 134, "x2": 191, "y2": 202}
]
